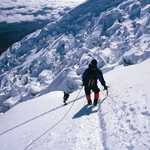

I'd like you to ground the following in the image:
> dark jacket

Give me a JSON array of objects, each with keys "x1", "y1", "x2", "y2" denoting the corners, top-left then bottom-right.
[{"x1": 82, "y1": 64, "x2": 107, "y2": 89}]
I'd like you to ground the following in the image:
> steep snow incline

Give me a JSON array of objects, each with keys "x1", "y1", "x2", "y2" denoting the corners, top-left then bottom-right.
[
  {"x1": 0, "y1": 0, "x2": 150, "y2": 114},
  {"x1": 0, "y1": 58, "x2": 150, "y2": 150},
  {"x1": 0, "y1": 89, "x2": 103, "y2": 150},
  {"x1": 99, "y1": 58, "x2": 150, "y2": 149}
]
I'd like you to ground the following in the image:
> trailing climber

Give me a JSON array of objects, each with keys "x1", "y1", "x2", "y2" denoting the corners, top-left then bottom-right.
[
  {"x1": 57, "y1": 68, "x2": 82, "y2": 105},
  {"x1": 43, "y1": 68, "x2": 81, "y2": 105},
  {"x1": 82, "y1": 59, "x2": 108, "y2": 105}
]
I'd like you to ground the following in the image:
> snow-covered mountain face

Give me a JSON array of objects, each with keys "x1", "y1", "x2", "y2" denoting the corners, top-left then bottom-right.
[{"x1": 0, "y1": 0, "x2": 150, "y2": 113}]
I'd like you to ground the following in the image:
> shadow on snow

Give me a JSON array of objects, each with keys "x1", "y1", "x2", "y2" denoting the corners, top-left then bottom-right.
[{"x1": 73, "y1": 105, "x2": 98, "y2": 119}]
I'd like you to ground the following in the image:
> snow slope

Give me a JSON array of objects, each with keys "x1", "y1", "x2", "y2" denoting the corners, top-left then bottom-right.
[
  {"x1": 0, "y1": 58, "x2": 150, "y2": 150},
  {"x1": 0, "y1": 0, "x2": 150, "y2": 113}
]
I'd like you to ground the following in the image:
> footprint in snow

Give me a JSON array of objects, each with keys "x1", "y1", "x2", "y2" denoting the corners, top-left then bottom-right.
[{"x1": 141, "y1": 111, "x2": 150, "y2": 117}]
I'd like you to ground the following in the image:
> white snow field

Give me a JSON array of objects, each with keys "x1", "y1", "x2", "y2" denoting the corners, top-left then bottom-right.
[{"x1": 0, "y1": 58, "x2": 150, "y2": 150}]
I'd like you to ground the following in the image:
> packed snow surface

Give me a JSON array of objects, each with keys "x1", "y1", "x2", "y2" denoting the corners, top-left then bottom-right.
[{"x1": 0, "y1": 58, "x2": 150, "y2": 150}]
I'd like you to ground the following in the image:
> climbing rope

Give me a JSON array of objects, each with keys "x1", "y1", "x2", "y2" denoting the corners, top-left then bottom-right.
[{"x1": 24, "y1": 87, "x2": 83, "y2": 150}]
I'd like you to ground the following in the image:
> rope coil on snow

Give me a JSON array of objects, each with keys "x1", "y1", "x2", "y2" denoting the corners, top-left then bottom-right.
[{"x1": 24, "y1": 87, "x2": 83, "y2": 150}]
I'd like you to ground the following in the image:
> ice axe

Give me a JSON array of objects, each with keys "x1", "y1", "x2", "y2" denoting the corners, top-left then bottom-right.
[{"x1": 104, "y1": 86, "x2": 109, "y2": 96}]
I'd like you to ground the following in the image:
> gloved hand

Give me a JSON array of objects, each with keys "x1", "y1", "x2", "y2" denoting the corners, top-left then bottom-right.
[{"x1": 103, "y1": 85, "x2": 108, "y2": 90}]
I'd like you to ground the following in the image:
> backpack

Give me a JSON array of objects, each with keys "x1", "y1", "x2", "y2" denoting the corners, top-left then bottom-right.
[{"x1": 86, "y1": 69, "x2": 97, "y2": 87}]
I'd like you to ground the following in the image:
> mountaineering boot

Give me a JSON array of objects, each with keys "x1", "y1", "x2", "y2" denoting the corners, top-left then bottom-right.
[
  {"x1": 87, "y1": 99, "x2": 92, "y2": 105},
  {"x1": 94, "y1": 99, "x2": 98, "y2": 106},
  {"x1": 63, "y1": 92, "x2": 69, "y2": 105},
  {"x1": 86, "y1": 95, "x2": 92, "y2": 105},
  {"x1": 63, "y1": 100, "x2": 68, "y2": 105},
  {"x1": 94, "y1": 92, "x2": 99, "y2": 106}
]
